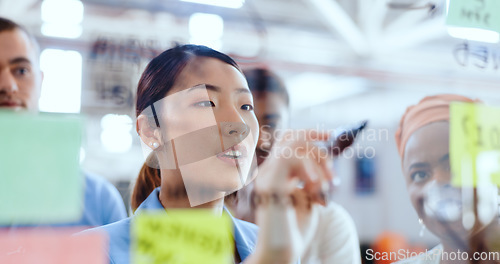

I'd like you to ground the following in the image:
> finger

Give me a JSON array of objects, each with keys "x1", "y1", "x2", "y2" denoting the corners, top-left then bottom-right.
[
  {"x1": 301, "y1": 157, "x2": 327, "y2": 206},
  {"x1": 318, "y1": 155, "x2": 334, "y2": 181},
  {"x1": 254, "y1": 158, "x2": 301, "y2": 194},
  {"x1": 299, "y1": 142, "x2": 334, "y2": 193},
  {"x1": 301, "y1": 146, "x2": 333, "y2": 206},
  {"x1": 289, "y1": 189, "x2": 305, "y2": 209},
  {"x1": 288, "y1": 157, "x2": 316, "y2": 190},
  {"x1": 318, "y1": 157, "x2": 336, "y2": 205},
  {"x1": 295, "y1": 140, "x2": 331, "y2": 167},
  {"x1": 302, "y1": 157, "x2": 322, "y2": 189},
  {"x1": 279, "y1": 141, "x2": 329, "y2": 187}
]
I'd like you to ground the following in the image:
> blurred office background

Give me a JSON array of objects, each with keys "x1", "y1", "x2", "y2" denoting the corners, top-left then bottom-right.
[{"x1": 2, "y1": 0, "x2": 500, "y2": 261}]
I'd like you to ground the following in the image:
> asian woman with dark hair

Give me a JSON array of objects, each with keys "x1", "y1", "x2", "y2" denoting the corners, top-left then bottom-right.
[{"x1": 89, "y1": 44, "x2": 333, "y2": 264}]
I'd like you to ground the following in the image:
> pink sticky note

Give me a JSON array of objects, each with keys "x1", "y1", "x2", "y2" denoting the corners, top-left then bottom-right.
[{"x1": 0, "y1": 228, "x2": 107, "y2": 264}]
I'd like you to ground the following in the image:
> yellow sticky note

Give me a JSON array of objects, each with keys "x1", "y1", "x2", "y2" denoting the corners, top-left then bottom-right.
[
  {"x1": 132, "y1": 210, "x2": 233, "y2": 264},
  {"x1": 450, "y1": 102, "x2": 500, "y2": 187},
  {"x1": 446, "y1": 0, "x2": 500, "y2": 33}
]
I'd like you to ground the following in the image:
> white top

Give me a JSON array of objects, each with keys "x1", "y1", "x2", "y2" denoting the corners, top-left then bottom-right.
[{"x1": 301, "y1": 202, "x2": 361, "y2": 264}]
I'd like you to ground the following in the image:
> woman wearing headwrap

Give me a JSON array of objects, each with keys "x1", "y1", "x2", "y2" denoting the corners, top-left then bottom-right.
[{"x1": 394, "y1": 94, "x2": 500, "y2": 264}]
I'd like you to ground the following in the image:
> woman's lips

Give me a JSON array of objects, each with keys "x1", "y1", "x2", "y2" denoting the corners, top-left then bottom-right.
[
  {"x1": 0, "y1": 101, "x2": 22, "y2": 108},
  {"x1": 168, "y1": 125, "x2": 254, "y2": 167},
  {"x1": 216, "y1": 144, "x2": 248, "y2": 167}
]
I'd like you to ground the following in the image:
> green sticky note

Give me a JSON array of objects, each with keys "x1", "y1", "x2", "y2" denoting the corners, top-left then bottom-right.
[
  {"x1": 446, "y1": 0, "x2": 500, "y2": 33},
  {"x1": 0, "y1": 111, "x2": 84, "y2": 224},
  {"x1": 132, "y1": 210, "x2": 234, "y2": 264},
  {"x1": 450, "y1": 102, "x2": 500, "y2": 187}
]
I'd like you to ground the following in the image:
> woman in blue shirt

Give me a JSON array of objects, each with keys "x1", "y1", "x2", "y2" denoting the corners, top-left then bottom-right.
[{"x1": 88, "y1": 44, "x2": 333, "y2": 264}]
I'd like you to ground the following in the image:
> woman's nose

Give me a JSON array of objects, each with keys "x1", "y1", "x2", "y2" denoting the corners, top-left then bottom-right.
[
  {"x1": 217, "y1": 105, "x2": 249, "y2": 137},
  {"x1": 220, "y1": 122, "x2": 249, "y2": 138},
  {"x1": 216, "y1": 106, "x2": 251, "y2": 149},
  {"x1": 434, "y1": 168, "x2": 452, "y2": 184},
  {"x1": 219, "y1": 122, "x2": 250, "y2": 151}
]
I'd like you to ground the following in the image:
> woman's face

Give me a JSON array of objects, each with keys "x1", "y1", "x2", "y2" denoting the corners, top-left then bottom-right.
[
  {"x1": 402, "y1": 121, "x2": 472, "y2": 243},
  {"x1": 152, "y1": 57, "x2": 258, "y2": 206}
]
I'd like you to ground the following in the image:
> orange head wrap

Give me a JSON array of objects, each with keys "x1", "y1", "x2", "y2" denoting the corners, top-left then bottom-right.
[{"x1": 395, "y1": 94, "x2": 479, "y2": 158}]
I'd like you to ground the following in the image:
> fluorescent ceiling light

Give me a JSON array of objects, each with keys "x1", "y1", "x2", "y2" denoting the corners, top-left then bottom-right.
[
  {"x1": 39, "y1": 49, "x2": 82, "y2": 113},
  {"x1": 41, "y1": 0, "x2": 84, "y2": 39},
  {"x1": 189, "y1": 13, "x2": 224, "y2": 50},
  {"x1": 41, "y1": 23, "x2": 83, "y2": 39},
  {"x1": 447, "y1": 27, "x2": 500, "y2": 43},
  {"x1": 41, "y1": 0, "x2": 83, "y2": 24},
  {"x1": 189, "y1": 13, "x2": 224, "y2": 39},
  {"x1": 181, "y1": 0, "x2": 244, "y2": 9}
]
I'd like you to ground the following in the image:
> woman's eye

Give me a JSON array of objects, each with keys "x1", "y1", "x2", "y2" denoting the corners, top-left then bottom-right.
[
  {"x1": 265, "y1": 123, "x2": 277, "y2": 129},
  {"x1": 241, "y1": 104, "x2": 254, "y2": 111},
  {"x1": 411, "y1": 171, "x2": 429, "y2": 183},
  {"x1": 193, "y1": 101, "x2": 215, "y2": 107}
]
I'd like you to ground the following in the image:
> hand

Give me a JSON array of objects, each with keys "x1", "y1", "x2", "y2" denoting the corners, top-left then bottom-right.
[
  {"x1": 250, "y1": 130, "x2": 334, "y2": 264},
  {"x1": 255, "y1": 130, "x2": 333, "y2": 201}
]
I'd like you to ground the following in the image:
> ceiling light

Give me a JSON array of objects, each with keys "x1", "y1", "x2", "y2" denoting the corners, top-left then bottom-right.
[
  {"x1": 41, "y1": 0, "x2": 84, "y2": 39},
  {"x1": 189, "y1": 13, "x2": 224, "y2": 39},
  {"x1": 41, "y1": 0, "x2": 83, "y2": 24},
  {"x1": 189, "y1": 13, "x2": 224, "y2": 50},
  {"x1": 181, "y1": 0, "x2": 244, "y2": 9}
]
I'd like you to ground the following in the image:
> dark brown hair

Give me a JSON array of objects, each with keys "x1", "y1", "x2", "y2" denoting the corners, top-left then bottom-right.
[
  {"x1": 0, "y1": 17, "x2": 39, "y2": 55},
  {"x1": 0, "y1": 17, "x2": 19, "y2": 32},
  {"x1": 131, "y1": 155, "x2": 162, "y2": 211},
  {"x1": 243, "y1": 68, "x2": 289, "y2": 106},
  {"x1": 131, "y1": 44, "x2": 240, "y2": 211}
]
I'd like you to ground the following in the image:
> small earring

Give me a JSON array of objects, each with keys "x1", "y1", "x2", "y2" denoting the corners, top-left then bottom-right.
[
  {"x1": 152, "y1": 142, "x2": 159, "y2": 149},
  {"x1": 418, "y1": 218, "x2": 426, "y2": 237}
]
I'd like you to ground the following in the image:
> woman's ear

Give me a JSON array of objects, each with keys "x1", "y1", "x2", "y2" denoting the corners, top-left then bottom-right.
[{"x1": 137, "y1": 114, "x2": 161, "y2": 149}]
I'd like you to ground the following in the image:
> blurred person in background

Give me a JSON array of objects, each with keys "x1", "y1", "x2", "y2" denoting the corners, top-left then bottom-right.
[
  {"x1": 0, "y1": 17, "x2": 127, "y2": 227},
  {"x1": 394, "y1": 94, "x2": 500, "y2": 264},
  {"x1": 225, "y1": 67, "x2": 361, "y2": 264}
]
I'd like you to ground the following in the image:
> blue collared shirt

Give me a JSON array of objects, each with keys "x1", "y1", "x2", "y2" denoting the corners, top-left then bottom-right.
[
  {"x1": 86, "y1": 187, "x2": 258, "y2": 264},
  {"x1": 76, "y1": 172, "x2": 127, "y2": 227},
  {"x1": 3, "y1": 172, "x2": 127, "y2": 228}
]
